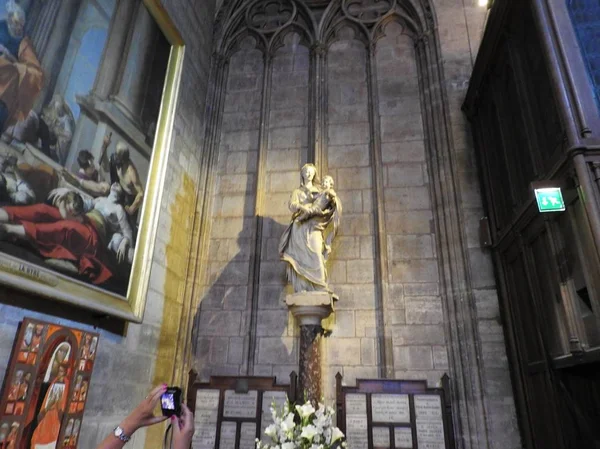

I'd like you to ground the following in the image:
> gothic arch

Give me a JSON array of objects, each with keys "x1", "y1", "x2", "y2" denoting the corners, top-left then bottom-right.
[{"x1": 199, "y1": 2, "x2": 494, "y2": 448}]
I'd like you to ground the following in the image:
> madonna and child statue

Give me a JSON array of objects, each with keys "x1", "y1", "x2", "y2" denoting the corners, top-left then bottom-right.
[{"x1": 279, "y1": 163, "x2": 342, "y2": 305}]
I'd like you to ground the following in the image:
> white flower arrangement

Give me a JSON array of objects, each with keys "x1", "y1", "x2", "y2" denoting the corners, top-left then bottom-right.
[{"x1": 256, "y1": 400, "x2": 346, "y2": 449}]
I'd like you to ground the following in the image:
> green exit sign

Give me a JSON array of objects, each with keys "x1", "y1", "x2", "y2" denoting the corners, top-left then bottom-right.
[{"x1": 534, "y1": 187, "x2": 565, "y2": 213}]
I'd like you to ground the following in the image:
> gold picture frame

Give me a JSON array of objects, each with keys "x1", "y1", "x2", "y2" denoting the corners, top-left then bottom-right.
[{"x1": 0, "y1": 0, "x2": 184, "y2": 322}]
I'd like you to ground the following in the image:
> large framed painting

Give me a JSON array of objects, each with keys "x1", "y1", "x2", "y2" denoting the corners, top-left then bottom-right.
[
  {"x1": 0, "y1": 318, "x2": 100, "y2": 449},
  {"x1": 0, "y1": 0, "x2": 184, "y2": 321}
]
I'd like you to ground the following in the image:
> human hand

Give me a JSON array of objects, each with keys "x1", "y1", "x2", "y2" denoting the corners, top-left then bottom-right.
[
  {"x1": 172, "y1": 404, "x2": 194, "y2": 449},
  {"x1": 120, "y1": 384, "x2": 168, "y2": 435},
  {"x1": 103, "y1": 132, "x2": 112, "y2": 148},
  {"x1": 116, "y1": 238, "x2": 130, "y2": 264}
]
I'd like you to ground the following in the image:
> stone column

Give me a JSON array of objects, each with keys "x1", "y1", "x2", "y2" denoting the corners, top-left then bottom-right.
[
  {"x1": 29, "y1": 0, "x2": 81, "y2": 109},
  {"x1": 93, "y1": 0, "x2": 138, "y2": 99},
  {"x1": 286, "y1": 292, "x2": 334, "y2": 404},
  {"x1": 113, "y1": 3, "x2": 158, "y2": 124}
]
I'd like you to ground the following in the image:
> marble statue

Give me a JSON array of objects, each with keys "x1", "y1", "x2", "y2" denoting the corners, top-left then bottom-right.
[{"x1": 279, "y1": 164, "x2": 342, "y2": 295}]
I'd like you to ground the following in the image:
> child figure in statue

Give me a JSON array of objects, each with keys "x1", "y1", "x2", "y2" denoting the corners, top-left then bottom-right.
[{"x1": 296, "y1": 175, "x2": 337, "y2": 222}]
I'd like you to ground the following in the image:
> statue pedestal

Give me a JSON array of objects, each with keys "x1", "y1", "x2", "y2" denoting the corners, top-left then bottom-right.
[{"x1": 286, "y1": 292, "x2": 334, "y2": 404}]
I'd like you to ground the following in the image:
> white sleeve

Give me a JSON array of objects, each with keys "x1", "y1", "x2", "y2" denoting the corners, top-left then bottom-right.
[{"x1": 116, "y1": 207, "x2": 133, "y2": 242}]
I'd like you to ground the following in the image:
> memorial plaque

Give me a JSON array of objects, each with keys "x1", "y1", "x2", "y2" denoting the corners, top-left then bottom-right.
[
  {"x1": 371, "y1": 394, "x2": 410, "y2": 423},
  {"x1": 372, "y1": 427, "x2": 390, "y2": 449},
  {"x1": 223, "y1": 390, "x2": 258, "y2": 418},
  {"x1": 218, "y1": 422, "x2": 237, "y2": 449},
  {"x1": 194, "y1": 390, "x2": 220, "y2": 449},
  {"x1": 418, "y1": 443, "x2": 445, "y2": 449},
  {"x1": 345, "y1": 393, "x2": 367, "y2": 415},
  {"x1": 416, "y1": 422, "x2": 445, "y2": 444},
  {"x1": 192, "y1": 423, "x2": 217, "y2": 449},
  {"x1": 196, "y1": 389, "x2": 221, "y2": 411},
  {"x1": 394, "y1": 427, "x2": 413, "y2": 448},
  {"x1": 260, "y1": 391, "x2": 288, "y2": 442},
  {"x1": 346, "y1": 416, "x2": 369, "y2": 449},
  {"x1": 414, "y1": 395, "x2": 442, "y2": 421},
  {"x1": 239, "y1": 422, "x2": 257, "y2": 449}
]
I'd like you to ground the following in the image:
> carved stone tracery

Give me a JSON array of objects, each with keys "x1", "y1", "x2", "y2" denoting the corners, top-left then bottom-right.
[
  {"x1": 246, "y1": 0, "x2": 297, "y2": 33},
  {"x1": 343, "y1": 0, "x2": 395, "y2": 23}
]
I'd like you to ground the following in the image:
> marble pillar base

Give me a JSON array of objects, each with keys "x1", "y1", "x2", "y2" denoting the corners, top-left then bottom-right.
[{"x1": 286, "y1": 292, "x2": 334, "y2": 403}]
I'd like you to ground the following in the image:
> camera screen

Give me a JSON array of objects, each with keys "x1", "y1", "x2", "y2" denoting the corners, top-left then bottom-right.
[{"x1": 161, "y1": 393, "x2": 175, "y2": 410}]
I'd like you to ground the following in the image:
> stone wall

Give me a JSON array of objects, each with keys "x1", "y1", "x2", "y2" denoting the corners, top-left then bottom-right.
[
  {"x1": 194, "y1": 1, "x2": 521, "y2": 449},
  {"x1": 0, "y1": 1, "x2": 216, "y2": 449}
]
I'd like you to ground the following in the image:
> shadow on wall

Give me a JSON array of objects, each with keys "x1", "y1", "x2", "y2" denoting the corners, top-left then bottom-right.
[{"x1": 191, "y1": 211, "x2": 297, "y2": 382}]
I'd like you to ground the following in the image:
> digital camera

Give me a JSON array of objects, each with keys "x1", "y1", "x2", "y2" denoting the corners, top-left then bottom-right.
[{"x1": 160, "y1": 386, "x2": 182, "y2": 417}]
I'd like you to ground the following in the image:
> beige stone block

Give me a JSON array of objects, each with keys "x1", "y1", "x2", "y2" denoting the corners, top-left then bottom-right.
[
  {"x1": 226, "y1": 150, "x2": 258, "y2": 174},
  {"x1": 384, "y1": 187, "x2": 431, "y2": 211},
  {"x1": 336, "y1": 168, "x2": 373, "y2": 190},
  {"x1": 330, "y1": 236, "x2": 360, "y2": 260},
  {"x1": 481, "y1": 342, "x2": 509, "y2": 369},
  {"x1": 474, "y1": 288, "x2": 501, "y2": 320},
  {"x1": 329, "y1": 261, "x2": 347, "y2": 283},
  {"x1": 381, "y1": 140, "x2": 426, "y2": 163},
  {"x1": 268, "y1": 171, "x2": 301, "y2": 193},
  {"x1": 209, "y1": 261, "x2": 250, "y2": 286},
  {"x1": 336, "y1": 189, "x2": 363, "y2": 213},
  {"x1": 362, "y1": 189, "x2": 373, "y2": 212},
  {"x1": 381, "y1": 114, "x2": 424, "y2": 142},
  {"x1": 403, "y1": 283, "x2": 439, "y2": 297},
  {"x1": 393, "y1": 346, "x2": 433, "y2": 370},
  {"x1": 386, "y1": 164, "x2": 424, "y2": 187},
  {"x1": 210, "y1": 338, "x2": 229, "y2": 365},
  {"x1": 217, "y1": 173, "x2": 256, "y2": 194},
  {"x1": 339, "y1": 214, "x2": 373, "y2": 236},
  {"x1": 257, "y1": 337, "x2": 298, "y2": 364},
  {"x1": 332, "y1": 284, "x2": 377, "y2": 310},
  {"x1": 388, "y1": 235, "x2": 434, "y2": 260},
  {"x1": 256, "y1": 310, "x2": 291, "y2": 336},
  {"x1": 405, "y1": 297, "x2": 444, "y2": 324},
  {"x1": 228, "y1": 337, "x2": 245, "y2": 365},
  {"x1": 259, "y1": 261, "x2": 286, "y2": 285},
  {"x1": 432, "y1": 345, "x2": 449, "y2": 370},
  {"x1": 328, "y1": 144, "x2": 370, "y2": 168},
  {"x1": 385, "y1": 211, "x2": 434, "y2": 235},
  {"x1": 266, "y1": 149, "x2": 301, "y2": 171},
  {"x1": 265, "y1": 193, "x2": 293, "y2": 217},
  {"x1": 389, "y1": 284, "x2": 404, "y2": 309},
  {"x1": 390, "y1": 308, "x2": 406, "y2": 325},
  {"x1": 355, "y1": 310, "x2": 377, "y2": 337},
  {"x1": 258, "y1": 285, "x2": 289, "y2": 309},
  {"x1": 199, "y1": 311, "x2": 242, "y2": 336},
  {"x1": 326, "y1": 338, "x2": 361, "y2": 365},
  {"x1": 341, "y1": 366, "x2": 379, "y2": 386},
  {"x1": 332, "y1": 310, "x2": 355, "y2": 337},
  {"x1": 478, "y1": 320, "x2": 505, "y2": 343},
  {"x1": 220, "y1": 130, "x2": 260, "y2": 152},
  {"x1": 360, "y1": 236, "x2": 374, "y2": 259},
  {"x1": 220, "y1": 195, "x2": 255, "y2": 217},
  {"x1": 361, "y1": 338, "x2": 377, "y2": 365},
  {"x1": 270, "y1": 126, "x2": 308, "y2": 149},
  {"x1": 392, "y1": 325, "x2": 445, "y2": 345},
  {"x1": 346, "y1": 260, "x2": 375, "y2": 284},
  {"x1": 390, "y1": 259, "x2": 439, "y2": 283}
]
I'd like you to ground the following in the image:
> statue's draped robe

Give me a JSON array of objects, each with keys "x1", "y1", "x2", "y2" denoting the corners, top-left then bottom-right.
[
  {"x1": 0, "y1": 22, "x2": 43, "y2": 128},
  {"x1": 279, "y1": 186, "x2": 335, "y2": 293}
]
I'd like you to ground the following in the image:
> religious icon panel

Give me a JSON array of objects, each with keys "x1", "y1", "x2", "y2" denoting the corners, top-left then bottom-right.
[{"x1": 0, "y1": 317, "x2": 99, "y2": 449}]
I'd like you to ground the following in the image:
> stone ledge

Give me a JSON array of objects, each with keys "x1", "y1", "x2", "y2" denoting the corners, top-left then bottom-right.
[{"x1": 285, "y1": 292, "x2": 334, "y2": 326}]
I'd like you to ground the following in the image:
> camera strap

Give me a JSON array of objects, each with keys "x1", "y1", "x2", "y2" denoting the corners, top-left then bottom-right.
[{"x1": 163, "y1": 423, "x2": 173, "y2": 449}]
